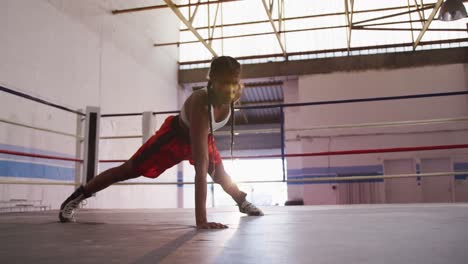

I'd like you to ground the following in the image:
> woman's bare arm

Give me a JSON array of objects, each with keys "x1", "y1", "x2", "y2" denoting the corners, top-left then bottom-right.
[{"x1": 188, "y1": 92, "x2": 228, "y2": 229}]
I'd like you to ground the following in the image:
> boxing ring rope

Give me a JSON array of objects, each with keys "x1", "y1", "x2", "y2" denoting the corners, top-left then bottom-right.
[
  {"x1": 236, "y1": 91, "x2": 468, "y2": 110},
  {"x1": 1, "y1": 172, "x2": 467, "y2": 186},
  {"x1": 0, "y1": 118, "x2": 84, "y2": 139},
  {"x1": 100, "y1": 135, "x2": 142, "y2": 140},
  {"x1": 99, "y1": 128, "x2": 283, "y2": 139},
  {"x1": 287, "y1": 116, "x2": 468, "y2": 131},
  {"x1": 1, "y1": 144, "x2": 467, "y2": 185},
  {"x1": 0, "y1": 85, "x2": 85, "y2": 116},
  {"x1": 101, "y1": 110, "x2": 180, "y2": 118},
  {"x1": 0, "y1": 149, "x2": 83, "y2": 162},
  {"x1": 0, "y1": 84, "x2": 85, "y2": 141},
  {"x1": 0, "y1": 86, "x2": 84, "y2": 139},
  {"x1": 2, "y1": 114, "x2": 466, "y2": 142},
  {"x1": 0, "y1": 85, "x2": 90, "y2": 189},
  {"x1": 75, "y1": 171, "x2": 468, "y2": 184},
  {"x1": 96, "y1": 91, "x2": 468, "y2": 118},
  {"x1": 97, "y1": 90, "x2": 468, "y2": 182},
  {"x1": 1, "y1": 86, "x2": 468, "y2": 187},
  {"x1": 97, "y1": 144, "x2": 468, "y2": 163},
  {"x1": 227, "y1": 144, "x2": 468, "y2": 159}
]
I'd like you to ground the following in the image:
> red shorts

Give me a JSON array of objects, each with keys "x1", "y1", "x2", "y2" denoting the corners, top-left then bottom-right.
[{"x1": 130, "y1": 115, "x2": 222, "y2": 178}]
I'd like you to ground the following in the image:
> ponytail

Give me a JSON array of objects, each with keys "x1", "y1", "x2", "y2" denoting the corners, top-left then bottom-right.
[{"x1": 206, "y1": 81, "x2": 216, "y2": 176}]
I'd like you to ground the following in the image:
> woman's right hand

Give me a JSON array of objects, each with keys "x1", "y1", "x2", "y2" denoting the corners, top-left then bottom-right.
[{"x1": 197, "y1": 222, "x2": 228, "y2": 229}]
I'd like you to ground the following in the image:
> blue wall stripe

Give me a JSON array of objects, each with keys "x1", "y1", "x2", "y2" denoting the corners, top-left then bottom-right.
[
  {"x1": 454, "y1": 163, "x2": 468, "y2": 180},
  {"x1": 0, "y1": 143, "x2": 76, "y2": 167},
  {"x1": 287, "y1": 163, "x2": 468, "y2": 185},
  {"x1": 287, "y1": 175, "x2": 384, "y2": 184},
  {"x1": 177, "y1": 170, "x2": 183, "y2": 187},
  {"x1": 0, "y1": 144, "x2": 76, "y2": 181},
  {"x1": 2, "y1": 142, "x2": 467, "y2": 183},
  {"x1": 0, "y1": 160, "x2": 74, "y2": 181},
  {"x1": 288, "y1": 165, "x2": 383, "y2": 175},
  {"x1": 288, "y1": 165, "x2": 384, "y2": 184},
  {"x1": 416, "y1": 164, "x2": 421, "y2": 180}
]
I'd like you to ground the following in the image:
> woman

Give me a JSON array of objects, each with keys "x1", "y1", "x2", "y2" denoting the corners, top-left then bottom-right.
[{"x1": 59, "y1": 56, "x2": 263, "y2": 229}]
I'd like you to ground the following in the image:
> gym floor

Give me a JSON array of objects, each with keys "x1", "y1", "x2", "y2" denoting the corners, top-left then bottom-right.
[{"x1": 0, "y1": 204, "x2": 467, "y2": 264}]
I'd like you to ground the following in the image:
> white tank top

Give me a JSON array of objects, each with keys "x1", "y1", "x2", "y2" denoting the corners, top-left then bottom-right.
[{"x1": 180, "y1": 88, "x2": 231, "y2": 132}]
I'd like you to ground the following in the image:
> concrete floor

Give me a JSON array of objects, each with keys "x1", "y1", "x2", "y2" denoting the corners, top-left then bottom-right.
[{"x1": 0, "y1": 204, "x2": 467, "y2": 264}]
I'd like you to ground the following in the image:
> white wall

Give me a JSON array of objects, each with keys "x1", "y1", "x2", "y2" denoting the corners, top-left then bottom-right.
[
  {"x1": 285, "y1": 64, "x2": 468, "y2": 205},
  {"x1": 0, "y1": 0, "x2": 181, "y2": 209},
  {"x1": 283, "y1": 78, "x2": 305, "y2": 202}
]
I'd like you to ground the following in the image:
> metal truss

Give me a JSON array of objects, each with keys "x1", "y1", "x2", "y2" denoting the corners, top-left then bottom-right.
[{"x1": 111, "y1": 1, "x2": 468, "y2": 62}]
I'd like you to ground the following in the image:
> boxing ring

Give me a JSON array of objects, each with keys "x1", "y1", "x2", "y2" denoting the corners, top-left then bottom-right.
[
  {"x1": 1, "y1": 86, "x2": 468, "y2": 187},
  {"x1": 1, "y1": 85, "x2": 468, "y2": 263}
]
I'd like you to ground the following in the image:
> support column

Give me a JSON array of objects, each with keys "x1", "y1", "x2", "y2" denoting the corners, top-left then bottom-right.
[
  {"x1": 75, "y1": 110, "x2": 84, "y2": 188},
  {"x1": 82, "y1": 106, "x2": 100, "y2": 185}
]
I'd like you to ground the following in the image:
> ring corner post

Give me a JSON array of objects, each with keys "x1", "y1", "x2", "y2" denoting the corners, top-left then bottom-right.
[{"x1": 82, "y1": 106, "x2": 101, "y2": 186}]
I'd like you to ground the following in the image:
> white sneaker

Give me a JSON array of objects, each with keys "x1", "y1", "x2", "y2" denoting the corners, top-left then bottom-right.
[
  {"x1": 238, "y1": 200, "x2": 264, "y2": 216},
  {"x1": 59, "y1": 186, "x2": 89, "y2": 223}
]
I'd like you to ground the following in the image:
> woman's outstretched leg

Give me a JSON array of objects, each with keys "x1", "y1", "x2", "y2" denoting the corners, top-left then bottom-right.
[
  {"x1": 83, "y1": 161, "x2": 139, "y2": 195},
  {"x1": 59, "y1": 160, "x2": 139, "y2": 222}
]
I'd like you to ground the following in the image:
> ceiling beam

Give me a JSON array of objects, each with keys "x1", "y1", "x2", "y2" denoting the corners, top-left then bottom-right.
[
  {"x1": 156, "y1": 19, "x2": 430, "y2": 47},
  {"x1": 413, "y1": 0, "x2": 444, "y2": 50},
  {"x1": 188, "y1": 0, "x2": 202, "y2": 23},
  {"x1": 207, "y1": 1, "x2": 222, "y2": 46},
  {"x1": 179, "y1": 37, "x2": 468, "y2": 66},
  {"x1": 412, "y1": 0, "x2": 427, "y2": 27},
  {"x1": 180, "y1": 3, "x2": 433, "y2": 32},
  {"x1": 353, "y1": 4, "x2": 434, "y2": 25},
  {"x1": 354, "y1": 27, "x2": 465, "y2": 32},
  {"x1": 112, "y1": 0, "x2": 239, "y2": 15},
  {"x1": 163, "y1": 0, "x2": 217, "y2": 57},
  {"x1": 156, "y1": 5, "x2": 434, "y2": 47},
  {"x1": 179, "y1": 47, "x2": 468, "y2": 83},
  {"x1": 261, "y1": 0, "x2": 287, "y2": 57},
  {"x1": 344, "y1": 0, "x2": 355, "y2": 53}
]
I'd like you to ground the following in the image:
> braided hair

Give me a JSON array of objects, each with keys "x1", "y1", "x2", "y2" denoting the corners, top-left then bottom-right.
[
  {"x1": 206, "y1": 56, "x2": 241, "y2": 175},
  {"x1": 206, "y1": 80, "x2": 216, "y2": 175}
]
